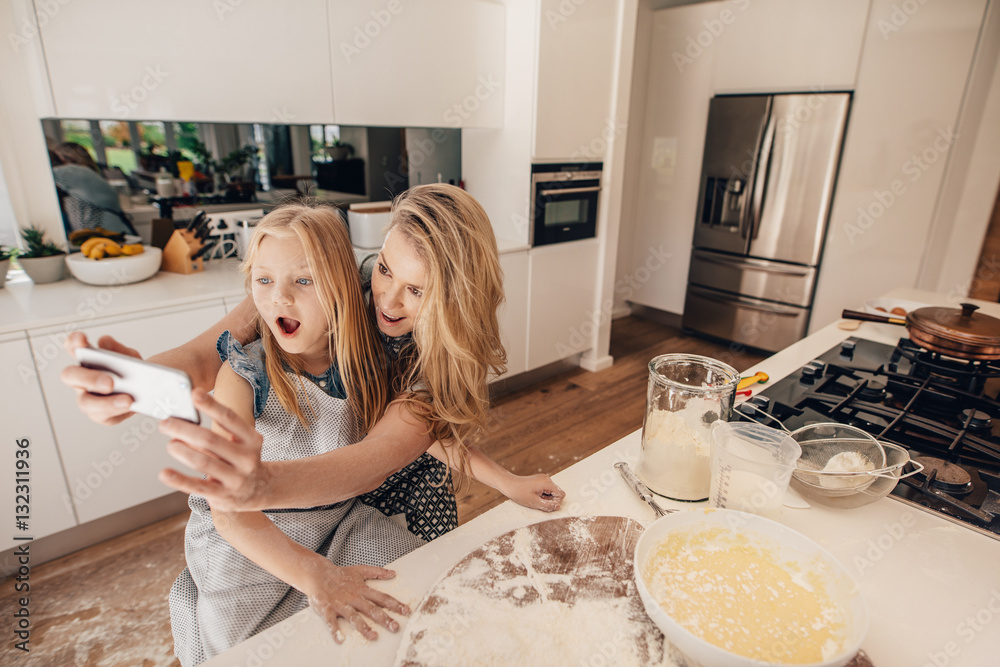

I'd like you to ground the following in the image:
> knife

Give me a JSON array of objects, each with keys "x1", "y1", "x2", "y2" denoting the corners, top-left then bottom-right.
[
  {"x1": 615, "y1": 462, "x2": 672, "y2": 517},
  {"x1": 193, "y1": 214, "x2": 214, "y2": 240},
  {"x1": 191, "y1": 239, "x2": 217, "y2": 261},
  {"x1": 186, "y1": 210, "x2": 207, "y2": 233}
]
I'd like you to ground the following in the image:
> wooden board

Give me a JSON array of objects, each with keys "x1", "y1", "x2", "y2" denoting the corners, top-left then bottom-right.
[{"x1": 395, "y1": 516, "x2": 679, "y2": 666}]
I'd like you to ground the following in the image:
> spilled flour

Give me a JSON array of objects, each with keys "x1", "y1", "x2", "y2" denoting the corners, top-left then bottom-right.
[{"x1": 395, "y1": 517, "x2": 684, "y2": 667}]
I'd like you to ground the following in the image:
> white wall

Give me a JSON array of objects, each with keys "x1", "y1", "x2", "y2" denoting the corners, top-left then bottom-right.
[
  {"x1": 919, "y1": 0, "x2": 1000, "y2": 299},
  {"x1": 0, "y1": 1, "x2": 64, "y2": 246},
  {"x1": 405, "y1": 128, "x2": 461, "y2": 187},
  {"x1": 810, "y1": 0, "x2": 990, "y2": 330}
]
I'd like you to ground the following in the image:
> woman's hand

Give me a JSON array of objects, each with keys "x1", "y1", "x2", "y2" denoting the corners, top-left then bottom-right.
[
  {"x1": 158, "y1": 389, "x2": 271, "y2": 511},
  {"x1": 499, "y1": 473, "x2": 566, "y2": 512},
  {"x1": 303, "y1": 562, "x2": 410, "y2": 644},
  {"x1": 60, "y1": 332, "x2": 139, "y2": 425}
]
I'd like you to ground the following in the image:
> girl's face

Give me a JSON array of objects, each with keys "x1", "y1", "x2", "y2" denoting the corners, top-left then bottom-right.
[
  {"x1": 371, "y1": 229, "x2": 427, "y2": 337},
  {"x1": 251, "y1": 235, "x2": 331, "y2": 372}
]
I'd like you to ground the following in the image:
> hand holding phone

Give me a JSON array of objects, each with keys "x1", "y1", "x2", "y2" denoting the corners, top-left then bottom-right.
[{"x1": 75, "y1": 347, "x2": 201, "y2": 423}]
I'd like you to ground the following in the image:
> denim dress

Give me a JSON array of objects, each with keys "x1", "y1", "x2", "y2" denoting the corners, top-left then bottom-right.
[{"x1": 169, "y1": 333, "x2": 425, "y2": 666}]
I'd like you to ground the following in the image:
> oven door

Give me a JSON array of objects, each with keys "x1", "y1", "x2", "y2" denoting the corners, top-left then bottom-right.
[{"x1": 530, "y1": 176, "x2": 600, "y2": 246}]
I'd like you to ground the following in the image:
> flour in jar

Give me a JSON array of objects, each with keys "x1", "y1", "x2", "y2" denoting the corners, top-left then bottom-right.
[{"x1": 640, "y1": 396, "x2": 721, "y2": 500}]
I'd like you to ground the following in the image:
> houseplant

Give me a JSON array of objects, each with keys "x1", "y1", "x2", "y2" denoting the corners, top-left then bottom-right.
[
  {"x1": 19, "y1": 225, "x2": 67, "y2": 284},
  {"x1": 0, "y1": 245, "x2": 15, "y2": 288},
  {"x1": 325, "y1": 138, "x2": 354, "y2": 161}
]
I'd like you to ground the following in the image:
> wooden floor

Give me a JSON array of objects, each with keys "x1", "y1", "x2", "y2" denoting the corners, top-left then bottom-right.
[{"x1": 0, "y1": 316, "x2": 765, "y2": 666}]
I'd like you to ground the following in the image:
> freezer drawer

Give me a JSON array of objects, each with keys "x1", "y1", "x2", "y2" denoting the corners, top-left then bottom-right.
[
  {"x1": 682, "y1": 285, "x2": 809, "y2": 353},
  {"x1": 687, "y1": 249, "x2": 816, "y2": 307}
]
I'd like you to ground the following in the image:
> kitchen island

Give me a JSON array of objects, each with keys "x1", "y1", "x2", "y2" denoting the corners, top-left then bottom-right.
[{"x1": 205, "y1": 288, "x2": 1000, "y2": 666}]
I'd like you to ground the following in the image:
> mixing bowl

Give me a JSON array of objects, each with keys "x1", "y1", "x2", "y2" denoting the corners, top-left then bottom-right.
[
  {"x1": 65, "y1": 246, "x2": 162, "y2": 286},
  {"x1": 635, "y1": 508, "x2": 868, "y2": 667}
]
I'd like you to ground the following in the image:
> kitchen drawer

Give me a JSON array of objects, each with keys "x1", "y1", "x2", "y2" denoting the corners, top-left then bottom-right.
[
  {"x1": 687, "y1": 249, "x2": 816, "y2": 307},
  {"x1": 682, "y1": 285, "x2": 808, "y2": 353}
]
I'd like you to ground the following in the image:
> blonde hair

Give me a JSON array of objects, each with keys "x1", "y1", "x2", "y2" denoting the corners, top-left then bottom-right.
[
  {"x1": 388, "y1": 184, "x2": 507, "y2": 480},
  {"x1": 242, "y1": 203, "x2": 388, "y2": 432}
]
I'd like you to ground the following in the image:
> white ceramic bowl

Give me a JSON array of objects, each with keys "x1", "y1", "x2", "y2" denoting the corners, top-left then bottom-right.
[
  {"x1": 634, "y1": 509, "x2": 868, "y2": 667},
  {"x1": 863, "y1": 298, "x2": 930, "y2": 317},
  {"x1": 65, "y1": 246, "x2": 162, "y2": 286}
]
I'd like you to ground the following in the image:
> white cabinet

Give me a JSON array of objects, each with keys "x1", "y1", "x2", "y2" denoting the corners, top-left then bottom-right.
[
  {"x1": 0, "y1": 334, "x2": 77, "y2": 550},
  {"x1": 327, "y1": 0, "x2": 505, "y2": 128},
  {"x1": 498, "y1": 251, "x2": 528, "y2": 378},
  {"x1": 526, "y1": 239, "x2": 598, "y2": 370},
  {"x1": 711, "y1": 0, "x2": 870, "y2": 94},
  {"x1": 532, "y1": 0, "x2": 618, "y2": 160},
  {"x1": 40, "y1": 0, "x2": 335, "y2": 123},
  {"x1": 29, "y1": 302, "x2": 226, "y2": 524}
]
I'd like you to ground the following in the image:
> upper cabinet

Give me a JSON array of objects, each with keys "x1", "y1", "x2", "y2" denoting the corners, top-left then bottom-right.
[
  {"x1": 711, "y1": 0, "x2": 870, "y2": 93},
  {"x1": 35, "y1": 0, "x2": 506, "y2": 128},
  {"x1": 39, "y1": 0, "x2": 335, "y2": 123},
  {"x1": 532, "y1": 0, "x2": 617, "y2": 161},
  {"x1": 327, "y1": 0, "x2": 505, "y2": 128}
]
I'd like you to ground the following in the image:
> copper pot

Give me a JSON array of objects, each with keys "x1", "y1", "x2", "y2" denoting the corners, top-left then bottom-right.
[{"x1": 841, "y1": 303, "x2": 1000, "y2": 360}]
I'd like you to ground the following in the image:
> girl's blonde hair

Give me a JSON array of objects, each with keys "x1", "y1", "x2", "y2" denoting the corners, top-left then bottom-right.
[
  {"x1": 242, "y1": 203, "x2": 388, "y2": 432},
  {"x1": 388, "y1": 184, "x2": 507, "y2": 479}
]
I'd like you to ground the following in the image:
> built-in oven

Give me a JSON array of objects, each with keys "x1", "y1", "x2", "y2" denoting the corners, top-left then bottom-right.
[{"x1": 529, "y1": 162, "x2": 602, "y2": 246}]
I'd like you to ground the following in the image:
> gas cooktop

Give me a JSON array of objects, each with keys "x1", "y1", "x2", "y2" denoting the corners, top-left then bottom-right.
[{"x1": 738, "y1": 337, "x2": 1000, "y2": 540}]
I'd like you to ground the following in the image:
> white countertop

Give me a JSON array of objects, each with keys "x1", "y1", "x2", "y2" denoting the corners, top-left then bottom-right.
[
  {"x1": 0, "y1": 259, "x2": 245, "y2": 335},
  {"x1": 206, "y1": 287, "x2": 1000, "y2": 667}
]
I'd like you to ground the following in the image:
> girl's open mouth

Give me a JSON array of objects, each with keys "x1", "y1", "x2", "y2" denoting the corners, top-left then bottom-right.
[{"x1": 277, "y1": 317, "x2": 301, "y2": 335}]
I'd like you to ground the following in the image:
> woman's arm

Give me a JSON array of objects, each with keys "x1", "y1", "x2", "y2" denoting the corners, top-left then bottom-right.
[
  {"x1": 428, "y1": 443, "x2": 565, "y2": 512},
  {"x1": 158, "y1": 391, "x2": 434, "y2": 511},
  {"x1": 59, "y1": 296, "x2": 258, "y2": 425},
  {"x1": 209, "y1": 364, "x2": 408, "y2": 643}
]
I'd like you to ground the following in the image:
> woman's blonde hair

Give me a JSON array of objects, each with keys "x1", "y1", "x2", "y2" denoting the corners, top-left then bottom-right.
[
  {"x1": 242, "y1": 203, "x2": 388, "y2": 432},
  {"x1": 388, "y1": 184, "x2": 507, "y2": 480}
]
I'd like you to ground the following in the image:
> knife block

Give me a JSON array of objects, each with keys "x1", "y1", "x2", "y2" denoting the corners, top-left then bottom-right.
[{"x1": 160, "y1": 229, "x2": 204, "y2": 274}]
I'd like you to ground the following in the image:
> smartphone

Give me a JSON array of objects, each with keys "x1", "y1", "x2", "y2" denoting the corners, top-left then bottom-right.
[{"x1": 75, "y1": 347, "x2": 200, "y2": 424}]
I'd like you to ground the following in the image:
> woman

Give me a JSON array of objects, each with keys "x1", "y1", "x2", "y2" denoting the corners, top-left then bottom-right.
[
  {"x1": 50, "y1": 143, "x2": 137, "y2": 235},
  {"x1": 62, "y1": 185, "x2": 564, "y2": 642}
]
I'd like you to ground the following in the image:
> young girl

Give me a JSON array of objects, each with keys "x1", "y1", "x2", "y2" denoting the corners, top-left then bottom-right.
[
  {"x1": 169, "y1": 205, "x2": 427, "y2": 665},
  {"x1": 63, "y1": 186, "x2": 565, "y2": 648}
]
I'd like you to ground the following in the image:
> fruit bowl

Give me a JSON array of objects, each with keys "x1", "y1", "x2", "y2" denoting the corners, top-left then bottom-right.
[{"x1": 65, "y1": 246, "x2": 162, "y2": 286}]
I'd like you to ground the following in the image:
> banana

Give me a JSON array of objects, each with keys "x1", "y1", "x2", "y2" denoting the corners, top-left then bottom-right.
[
  {"x1": 102, "y1": 241, "x2": 123, "y2": 257},
  {"x1": 120, "y1": 244, "x2": 144, "y2": 256},
  {"x1": 90, "y1": 245, "x2": 106, "y2": 260},
  {"x1": 80, "y1": 237, "x2": 109, "y2": 256}
]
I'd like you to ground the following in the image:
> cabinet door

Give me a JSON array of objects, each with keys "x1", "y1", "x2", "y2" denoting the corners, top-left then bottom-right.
[
  {"x1": 40, "y1": 0, "x2": 335, "y2": 123},
  {"x1": 30, "y1": 302, "x2": 226, "y2": 524},
  {"x1": 533, "y1": 0, "x2": 618, "y2": 160},
  {"x1": 712, "y1": 0, "x2": 870, "y2": 93},
  {"x1": 527, "y1": 239, "x2": 598, "y2": 370},
  {"x1": 1, "y1": 335, "x2": 77, "y2": 550},
  {"x1": 328, "y1": 0, "x2": 505, "y2": 128},
  {"x1": 498, "y1": 251, "x2": 528, "y2": 379}
]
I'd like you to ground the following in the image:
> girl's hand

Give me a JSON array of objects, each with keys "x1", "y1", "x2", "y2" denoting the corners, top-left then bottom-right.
[
  {"x1": 303, "y1": 562, "x2": 410, "y2": 644},
  {"x1": 158, "y1": 389, "x2": 271, "y2": 511},
  {"x1": 499, "y1": 473, "x2": 565, "y2": 512},
  {"x1": 61, "y1": 332, "x2": 140, "y2": 425}
]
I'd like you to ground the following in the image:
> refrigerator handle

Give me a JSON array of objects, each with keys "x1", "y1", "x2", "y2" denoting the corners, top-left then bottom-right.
[{"x1": 744, "y1": 111, "x2": 776, "y2": 241}]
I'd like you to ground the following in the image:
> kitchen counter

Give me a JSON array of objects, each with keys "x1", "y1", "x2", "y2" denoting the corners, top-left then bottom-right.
[
  {"x1": 0, "y1": 259, "x2": 245, "y2": 335},
  {"x1": 205, "y1": 287, "x2": 1000, "y2": 666}
]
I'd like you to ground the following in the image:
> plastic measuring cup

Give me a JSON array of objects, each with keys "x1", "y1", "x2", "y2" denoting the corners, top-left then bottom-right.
[{"x1": 708, "y1": 421, "x2": 802, "y2": 520}]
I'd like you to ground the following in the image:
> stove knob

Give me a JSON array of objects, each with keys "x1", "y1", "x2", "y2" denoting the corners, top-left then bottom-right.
[
  {"x1": 840, "y1": 340, "x2": 856, "y2": 357},
  {"x1": 749, "y1": 395, "x2": 771, "y2": 410},
  {"x1": 800, "y1": 365, "x2": 818, "y2": 383}
]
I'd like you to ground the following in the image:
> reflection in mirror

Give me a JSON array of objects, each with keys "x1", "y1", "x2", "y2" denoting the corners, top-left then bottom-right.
[{"x1": 39, "y1": 119, "x2": 461, "y2": 240}]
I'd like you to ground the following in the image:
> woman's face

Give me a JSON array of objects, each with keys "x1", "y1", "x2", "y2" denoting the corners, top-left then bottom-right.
[
  {"x1": 371, "y1": 229, "x2": 427, "y2": 337},
  {"x1": 251, "y1": 235, "x2": 331, "y2": 372}
]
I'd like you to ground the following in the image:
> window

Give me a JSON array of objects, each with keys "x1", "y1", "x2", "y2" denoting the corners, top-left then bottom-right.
[
  {"x1": 139, "y1": 122, "x2": 167, "y2": 157},
  {"x1": 99, "y1": 120, "x2": 136, "y2": 173},
  {"x1": 58, "y1": 120, "x2": 96, "y2": 156},
  {"x1": 309, "y1": 124, "x2": 342, "y2": 162}
]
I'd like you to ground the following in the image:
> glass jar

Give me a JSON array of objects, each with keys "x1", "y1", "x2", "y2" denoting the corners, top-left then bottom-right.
[{"x1": 638, "y1": 354, "x2": 739, "y2": 501}]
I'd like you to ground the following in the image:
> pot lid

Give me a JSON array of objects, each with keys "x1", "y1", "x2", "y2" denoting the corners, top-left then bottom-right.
[{"x1": 906, "y1": 303, "x2": 1000, "y2": 347}]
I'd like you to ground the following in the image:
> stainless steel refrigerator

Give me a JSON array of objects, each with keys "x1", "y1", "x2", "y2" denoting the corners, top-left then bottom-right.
[{"x1": 682, "y1": 93, "x2": 850, "y2": 352}]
